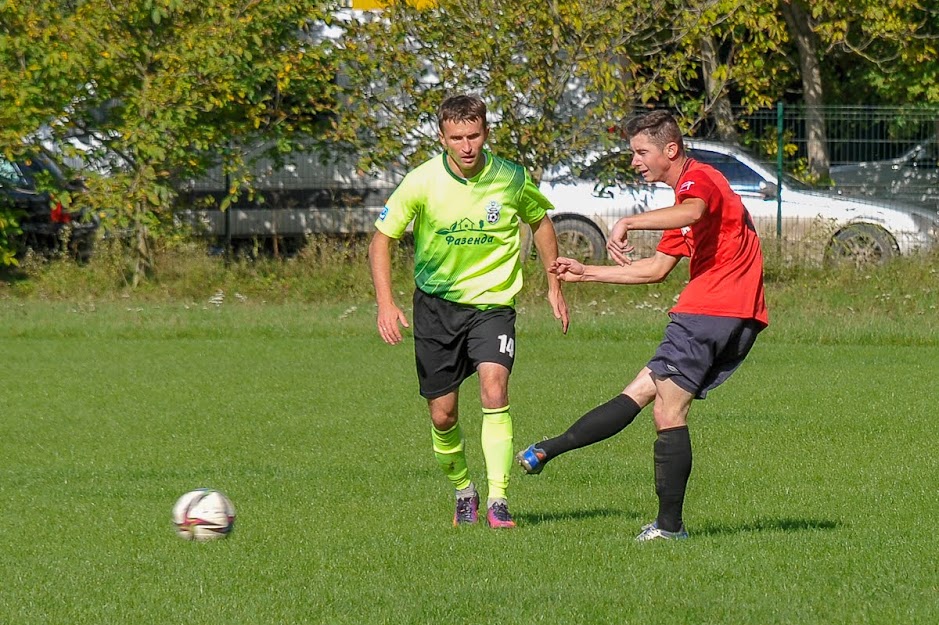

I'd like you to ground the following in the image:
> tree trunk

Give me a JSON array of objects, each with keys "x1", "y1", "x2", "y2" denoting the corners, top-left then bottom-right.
[
  {"x1": 780, "y1": 0, "x2": 830, "y2": 182},
  {"x1": 131, "y1": 211, "x2": 153, "y2": 288},
  {"x1": 700, "y1": 34, "x2": 740, "y2": 144}
]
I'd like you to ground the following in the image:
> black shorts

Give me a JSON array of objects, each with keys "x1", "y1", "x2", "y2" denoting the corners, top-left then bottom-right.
[
  {"x1": 412, "y1": 289, "x2": 516, "y2": 399},
  {"x1": 647, "y1": 312, "x2": 764, "y2": 399}
]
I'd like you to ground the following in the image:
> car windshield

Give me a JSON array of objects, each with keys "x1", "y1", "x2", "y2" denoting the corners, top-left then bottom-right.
[
  {"x1": 573, "y1": 145, "x2": 817, "y2": 192},
  {"x1": 688, "y1": 147, "x2": 814, "y2": 191},
  {"x1": 0, "y1": 156, "x2": 27, "y2": 187},
  {"x1": 578, "y1": 152, "x2": 642, "y2": 184}
]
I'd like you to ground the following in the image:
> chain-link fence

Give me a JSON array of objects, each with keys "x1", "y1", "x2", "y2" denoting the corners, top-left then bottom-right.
[
  {"x1": 173, "y1": 106, "x2": 939, "y2": 264},
  {"x1": 547, "y1": 105, "x2": 939, "y2": 265},
  {"x1": 741, "y1": 105, "x2": 939, "y2": 167},
  {"x1": 723, "y1": 105, "x2": 939, "y2": 264}
]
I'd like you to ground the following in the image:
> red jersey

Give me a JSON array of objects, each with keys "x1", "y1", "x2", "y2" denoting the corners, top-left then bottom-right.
[{"x1": 655, "y1": 159, "x2": 769, "y2": 326}]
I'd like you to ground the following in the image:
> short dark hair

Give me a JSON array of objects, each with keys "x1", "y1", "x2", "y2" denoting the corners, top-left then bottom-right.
[
  {"x1": 438, "y1": 94, "x2": 488, "y2": 131},
  {"x1": 624, "y1": 110, "x2": 684, "y2": 152}
]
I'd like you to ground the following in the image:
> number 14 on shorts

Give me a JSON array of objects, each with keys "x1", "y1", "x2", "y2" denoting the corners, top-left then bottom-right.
[{"x1": 498, "y1": 334, "x2": 515, "y2": 357}]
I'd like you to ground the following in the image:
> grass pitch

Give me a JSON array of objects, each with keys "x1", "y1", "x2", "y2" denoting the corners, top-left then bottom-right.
[{"x1": 0, "y1": 293, "x2": 937, "y2": 624}]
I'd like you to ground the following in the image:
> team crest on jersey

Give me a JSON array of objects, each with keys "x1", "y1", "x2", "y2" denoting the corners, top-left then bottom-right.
[
  {"x1": 679, "y1": 181, "x2": 695, "y2": 193},
  {"x1": 486, "y1": 201, "x2": 502, "y2": 224}
]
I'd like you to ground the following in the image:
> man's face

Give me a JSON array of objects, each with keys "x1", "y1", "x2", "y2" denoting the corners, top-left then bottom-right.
[
  {"x1": 629, "y1": 133, "x2": 677, "y2": 183},
  {"x1": 439, "y1": 117, "x2": 489, "y2": 178}
]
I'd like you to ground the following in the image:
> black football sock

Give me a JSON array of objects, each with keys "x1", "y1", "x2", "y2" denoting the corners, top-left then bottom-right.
[
  {"x1": 654, "y1": 426, "x2": 692, "y2": 533},
  {"x1": 538, "y1": 394, "x2": 642, "y2": 460}
]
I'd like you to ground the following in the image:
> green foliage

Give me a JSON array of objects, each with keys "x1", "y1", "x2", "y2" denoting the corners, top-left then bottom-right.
[
  {"x1": 0, "y1": 0, "x2": 342, "y2": 282},
  {"x1": 328, "y1": 0, "x2": 680, "y2": 179},
  {"x1": 0, "y1": 1, "x2": 73, "y2": 264},
  {"x1": 0, "y1": 205, "x2": 21, "y2": 267},
  {"x1": 668, "y1": 0, "x2": 792, "y2": 120},
  {"x1": 2, "y1": 0, "x2": 936, "y2": 273},
  {"x1": 0, "y1": 1, "x2": 77, "y2": 151},
  {"x1": 805, "y1": 0, "x2": 939, "y2": 105}
]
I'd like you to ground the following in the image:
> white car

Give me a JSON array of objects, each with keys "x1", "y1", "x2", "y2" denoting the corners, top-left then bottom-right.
[{"x1": 539, "y1": 140, "x2": 939, "y2": 263}]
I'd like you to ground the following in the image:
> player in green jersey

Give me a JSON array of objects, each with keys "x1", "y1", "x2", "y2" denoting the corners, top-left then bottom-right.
[{"x1": 368, "y1": 94, "x2": 570, "y2": 528}]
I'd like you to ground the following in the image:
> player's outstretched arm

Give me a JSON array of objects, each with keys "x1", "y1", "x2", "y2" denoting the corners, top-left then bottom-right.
[
  {"x1": 368, "y1": 231, "x2": 410, "y2": 345},
  {"x1": 531, "y1": 216, "x2": 570, "y2": 334},
  {"x1": 551, "y1": 252, "x2": 680, "y2": 285}
]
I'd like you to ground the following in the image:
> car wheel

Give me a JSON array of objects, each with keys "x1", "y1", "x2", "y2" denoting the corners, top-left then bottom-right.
[
  {"x1": 553, "y1": 218, "x2": 606, "y2": 262},
  {"x1": 825, "y1": 223, "x2": 899, "y2": 266}
]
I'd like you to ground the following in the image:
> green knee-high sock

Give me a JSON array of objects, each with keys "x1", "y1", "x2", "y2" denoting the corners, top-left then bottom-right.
[
  {"x1": 481, "y1": 406, "x2": 513, "y2": 501},
  {"x1": 431, "y1": 423, "x2": 472, "y2": 491}
]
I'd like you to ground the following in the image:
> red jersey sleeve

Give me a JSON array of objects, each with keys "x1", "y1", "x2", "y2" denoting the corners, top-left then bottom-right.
[
  {"x1": 676, "y1": 171, "x2": 720, "y2": 212},
  {"x1": 656, "y1": 228, "x2": 691, "y2": 258}
]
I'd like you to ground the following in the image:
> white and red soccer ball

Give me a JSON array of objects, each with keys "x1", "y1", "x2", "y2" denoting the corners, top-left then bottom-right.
[{"x1": 172, "y1": 488, "x2": 235, "y2": 541}]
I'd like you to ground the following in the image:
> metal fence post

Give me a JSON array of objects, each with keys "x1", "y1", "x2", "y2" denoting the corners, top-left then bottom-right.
[
  {"x1": 224, "y1": 145, "x2": 232, "y2": 265},
  {"x1": 776, "y1": 101, "x2": 784, "y2": 240}
]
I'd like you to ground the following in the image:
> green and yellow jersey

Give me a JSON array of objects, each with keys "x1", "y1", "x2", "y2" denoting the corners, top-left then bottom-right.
[{"x1": 375, "y1": 150, "x2": 552, "y2": 308}]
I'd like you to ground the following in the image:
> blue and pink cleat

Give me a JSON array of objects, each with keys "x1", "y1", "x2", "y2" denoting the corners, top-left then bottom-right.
[
  {"x1": 453, "y1": 492, "x2": 479, "y2": 526},
  {"x1": 486, "y1": 500, "x2": 516, "y2": 529},
  {"x1": 515, "y1": 443, "x2": 547, "y2": 475}
]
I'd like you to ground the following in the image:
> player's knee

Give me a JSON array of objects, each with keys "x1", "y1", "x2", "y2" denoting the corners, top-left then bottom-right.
[
  {"x1": 478, "y1": 376, "x2": 509, "y2": 409},
  {"x1": 652, "y1": 404, "x2": 687, "y2": 431},
  {"x1": 428, "y1": 392, "x2": 459, "y2": 430},
  {"x1": 480, "y1": 391, "x2": 509, "y2": 410},
  {"x1": 431, "y1": 412, "x2": 458, "y2": 431}
]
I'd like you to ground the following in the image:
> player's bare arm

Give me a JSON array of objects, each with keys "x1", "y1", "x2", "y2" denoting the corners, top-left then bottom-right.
[
  {"x1": 367, "y1": 230, "x2": 410, "y2": 345},
  {"x1": 551, "y1": 252, "x2": 680, "y2": 285},
  {"x1": 607, "y1": 198, "x2": 707, "y2": 265},
  {"x1": 531, "y1": 216, "x2": 570, "y2": 334}
]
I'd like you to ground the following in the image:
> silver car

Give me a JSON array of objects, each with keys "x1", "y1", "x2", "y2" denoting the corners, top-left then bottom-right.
[
  {"x1": 540, "y1": 140, "x2": 939, "y2": 264},
  {"x1": 830, "y1": 138, "x2": 939, "y2": 210}
]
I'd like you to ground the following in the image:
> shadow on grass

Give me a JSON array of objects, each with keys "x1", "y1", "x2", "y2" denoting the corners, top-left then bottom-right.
[
  {"x1": 515, "y1": 511, "x2": 840, "y2": 534},
  {"x1": 694, "y1": 517, "x2": 841, "y2": 537},
  {"x1": 516, "y1": 506, "x2": 639, "y2": 527}
]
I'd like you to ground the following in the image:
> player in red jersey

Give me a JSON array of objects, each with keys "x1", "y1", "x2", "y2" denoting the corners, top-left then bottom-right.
[{"x1": 516, "y1": 110, "x2": 768, "y2": 541}]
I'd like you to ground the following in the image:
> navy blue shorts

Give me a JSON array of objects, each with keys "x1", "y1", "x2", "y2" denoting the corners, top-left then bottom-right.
[
  {"x1": 412, "y1": 289, "x2": 516, "y2": 399},
  {"x1": 647, "y1": 312, "x2": 764, "y2": 399}
]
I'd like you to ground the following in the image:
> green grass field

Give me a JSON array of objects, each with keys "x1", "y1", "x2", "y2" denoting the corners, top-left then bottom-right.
[{"x1": 1, "y1": 273, "x2": 938, "y2": 623}]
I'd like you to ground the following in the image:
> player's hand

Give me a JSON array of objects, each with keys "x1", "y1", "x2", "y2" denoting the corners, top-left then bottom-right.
[
  {"x1": 550, "y1": 257, "x2": 585, "y2": 282},
  {"x1": 376, "y1": 303, "x2": 410, "y2": 345},
  {"x1": 606, "y1": 217, "x2": 635, "y2": 266},
  {"x1": 548, "y1": 287, "x2": 570, "y2": 334}
]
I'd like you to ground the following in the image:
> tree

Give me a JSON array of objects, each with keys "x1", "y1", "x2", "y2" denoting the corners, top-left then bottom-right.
[
  {"x1": 1, "y1": 0, "x2": 341, "y2": 282},
  {"x1": 0, "y1": 0, "x2": 82, "y2": 265},
  {"x1": 327, "y1": 0, "x2": 691, "y2": 181},
  {"x1": 776, "y1": 0, "x2": 938, "y2": 180},
  {"x1": 812, "y1": 0, "x2": 938, "y2": 104},
  {"x1": 780, "y1": 0, "x2": 831, "y2": 181},
  {"x1": 671, "y1": 0, "x2": 792, "y2": 142}
]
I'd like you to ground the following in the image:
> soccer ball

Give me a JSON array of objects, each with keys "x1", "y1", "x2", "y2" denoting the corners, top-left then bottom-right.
[{"x1": 172, "y1": 488, "x2": 236, "y2": 541}]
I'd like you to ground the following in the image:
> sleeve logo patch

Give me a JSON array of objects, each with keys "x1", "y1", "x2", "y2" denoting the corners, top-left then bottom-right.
[
  {"x1": 678, "y1": 181, "x2": 695, "y2": 193},
  {"x1": 378, "y1": 206, "x2": 389, "y2": 221}
]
